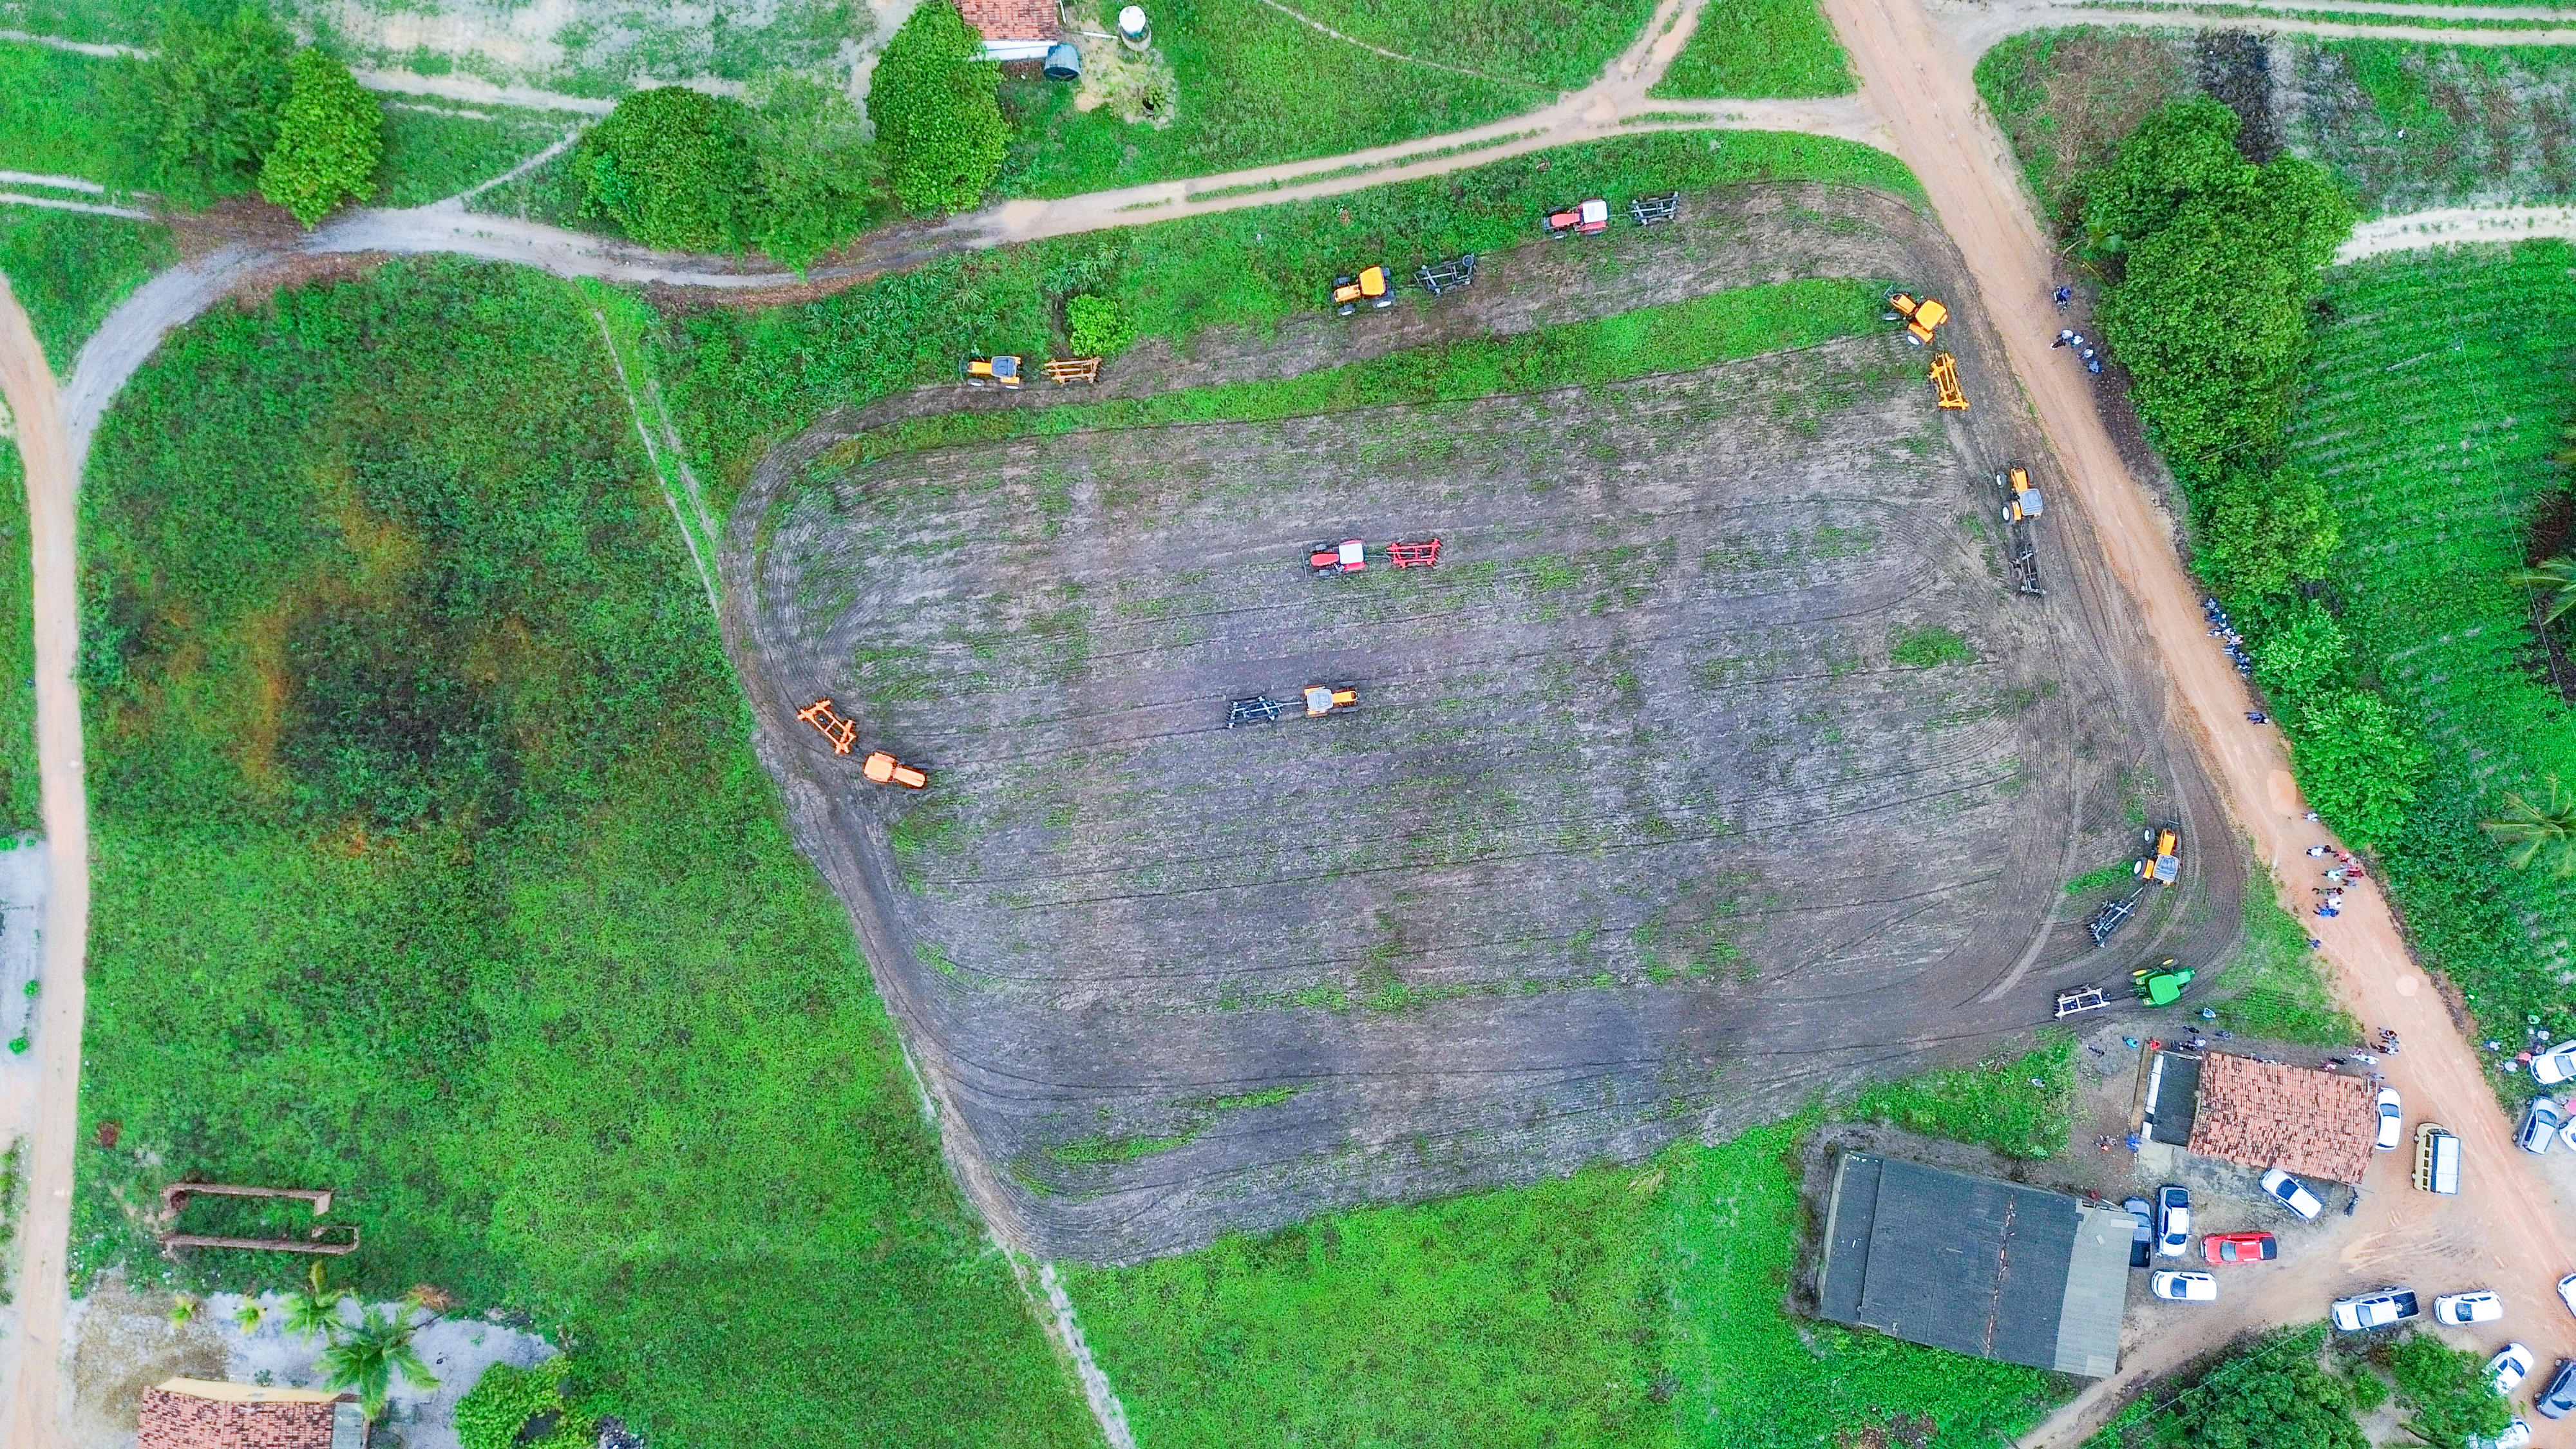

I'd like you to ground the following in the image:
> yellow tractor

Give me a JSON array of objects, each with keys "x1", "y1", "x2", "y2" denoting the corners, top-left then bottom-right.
[
  {"x1": 2135, "y1": 826, "x2": 2181, "y2": 886},
  {"x1": 961, "y1": 354, "x2": 1023, "y2": 388},
  {"x1": 1886, "y1": 291, "x2": 1949, "y2": 345},
  {"x1": 2002, "y1": 464, "x2": 2043, "y2": 523},
  {"x1": 1303, "y1": 685, "x2": 1358, "y2": 717},
  {"x1": 862, "y1": 750, "x2": 929, "y2": 790},
  {"x1": 1332, "y1": 267, "x2": 1393, "y2": 316}
]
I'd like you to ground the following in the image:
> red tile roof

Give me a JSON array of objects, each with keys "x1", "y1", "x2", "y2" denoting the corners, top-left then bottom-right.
[
  {"x1": 138, "y1": 1381, "x2": 348, "y2": 1449},
  {"x1": 957, "y1": 0, "x2": 1059, "y2": 41},
  {"x1": 2186, "y1": 1051, "x2": 2377, "y2": 1185}
]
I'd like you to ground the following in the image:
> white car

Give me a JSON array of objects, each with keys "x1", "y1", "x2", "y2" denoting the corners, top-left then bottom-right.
[
  {"x1": 2535, "y1": 1041, "x2": 2576, "y2": 1086},
  {"x1": 2490, "y1": 1343, "x2": 2535, "y2": 1396},
  {"x1": 2260, "y1": 1167, "x2": 2324, "y2": 1220},
  {"x1": 2436, "y1": 1290, "x2": 2505, "y2": 1325},
  {"x1": 2152, "y1": 1271, "x2": 2218, "y2": 1302},
  {"x1": 2333, "y1": 1287, "x2": 2421, "y2": 1332},
  {"x1": 2156, "y1": 1186, "x2": 2191, "y2": 1257},
  {"x1": 2479, "y1": 1420, "x2": 2535, "y2": 1449},
  {"x1": 2558, "y1": 1273, "x2": 2576, "y2": 1319},
  {"x1": 2375, "y1": 1087, "x2": 2403, "y2": 1150}
]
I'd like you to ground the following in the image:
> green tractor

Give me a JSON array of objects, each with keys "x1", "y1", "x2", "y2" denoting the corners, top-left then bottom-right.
[{"x1": 2133, "y1": 958, "x2": 2195, "y2": 1007}]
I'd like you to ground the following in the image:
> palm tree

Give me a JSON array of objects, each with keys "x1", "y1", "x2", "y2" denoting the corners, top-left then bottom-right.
[
  {"x1": 2510, "y1": 554, "x2": 2576, "y2": 631},
  {"x1": 279, "y1": 1260, "x2": 347, "y2": 1342},
  {"x1": 2485, "y1": 778, "x2": 2576, "y2": 879},
  {"x1": 231, "y1": 1298, "x2": 263, "y2": 1333},
  {"x1": 316, "y1": 1303, "x2": 440, "y2": 1425}
]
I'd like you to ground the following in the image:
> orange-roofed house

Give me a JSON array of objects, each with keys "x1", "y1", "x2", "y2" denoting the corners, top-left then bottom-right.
[
  {"x1": 2183, "y1": 1050, "x2": 2378, "y2": 1185},
  {"x1": 958, "y1": 0, "x2": 1061, "y2": 61},
  {"x1": 137, "y1": 1379, "x2": 365, "y2": 1449}
]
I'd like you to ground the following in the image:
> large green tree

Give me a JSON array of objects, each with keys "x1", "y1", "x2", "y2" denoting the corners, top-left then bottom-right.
[
  {"x1": 866, "y1": 0, "x2": 1007, "y2": 214},
  {"x1": 258, "y1": 50, "x2": 384, "y2": 226},
  {"x1": 744, "y1": 75, "x2": 880, "y2": 267},
  {"x1": 2290, "y1": 687, "x2": 2432, "y2": 846},
  {"x1": 2387, "y1": 1331, "x2": 2513, "y2": 1448},
  {"x1": 573, "y1": 87, "x2": 761, "y2": 251},
  {"x1": 2175, "y1": 1330, "x2": 2368, "y2": 1449},
  {"x1": 118, "y1": 7, "x2": 293, "y2": 204}
]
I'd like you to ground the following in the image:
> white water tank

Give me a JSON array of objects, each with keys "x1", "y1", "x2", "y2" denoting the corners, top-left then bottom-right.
[{"x1": 1117, "y1": 5, "x2": 1150, "y2": 48}]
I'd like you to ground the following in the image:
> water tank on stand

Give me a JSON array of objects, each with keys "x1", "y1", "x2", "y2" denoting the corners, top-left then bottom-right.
[
  {"x1": 1117, "y1": 5, "x2": 1150, "y2": 49},
  {"x1": 1043, "y1": 41, "x2": 1082, "y2": 80}
]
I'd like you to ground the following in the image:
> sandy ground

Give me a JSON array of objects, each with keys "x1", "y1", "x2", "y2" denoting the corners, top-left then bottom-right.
[{"x1": 2338, "y1": 204, "x2": 2576, "y2": 261}]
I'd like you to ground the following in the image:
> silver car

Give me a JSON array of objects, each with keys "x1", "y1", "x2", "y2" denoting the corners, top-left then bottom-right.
[
  {"x1": 2374, "y1": 1087, "x2": 2403, "y2": 1150},
  {"x1": 2520, "y1": 1097, "x2": 2566, "y2": 1156}
]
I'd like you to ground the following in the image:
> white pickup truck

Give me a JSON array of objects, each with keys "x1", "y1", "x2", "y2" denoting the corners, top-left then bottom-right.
[{"x1": 2331, "y1": 1287, "x2": 2421, "y2": 1332}]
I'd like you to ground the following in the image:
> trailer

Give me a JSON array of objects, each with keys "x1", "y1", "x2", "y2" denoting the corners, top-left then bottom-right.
[
  {"x1": 2088, "y1": 888, "x2": 2143, "y2": 947},
  {"x1": 1629, "y1": 192, "x2": 1680, "y2": 227},
  {"x1": 1417, "y1": 254, "x2": 1477, "y2": 295},
  {"x1": 2054, "y1": 985, "x2": 2109, "y2": 1019},
  {"x1": 1229, "y1": 695, "x2": 1286, "y2": 726},
  {"x1": 1387, "y1": 538, "x2": 1442, "y2": 568}
]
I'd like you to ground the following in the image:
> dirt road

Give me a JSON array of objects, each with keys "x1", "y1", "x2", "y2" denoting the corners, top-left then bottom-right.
[
  {"x1": 1813, "y1": 0, "x2": 2576, "y2": 1435},
  {"x1": 0, "y1": 278, "x2": 95, "y2": 1449}
]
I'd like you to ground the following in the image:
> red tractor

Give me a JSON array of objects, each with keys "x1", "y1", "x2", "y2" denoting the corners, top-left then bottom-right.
[
  {"x1": 1544, "y1": 199, "x2": 1611, "y2": 238},
  {"x1": 1309, "y1": 538, "x2": 1367, "y2": 575}
]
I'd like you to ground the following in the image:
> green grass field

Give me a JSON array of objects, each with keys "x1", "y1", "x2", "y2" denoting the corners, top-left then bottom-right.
[
  {"x1": 1848, "y1": 1039, "x2": 2076, "y2": 1159},
  {"x1": 1066, "y1": 1110, "x2": 2069, "y2": 1448},
  {"x1": 0, "y1": 42, "x2": 153, "y2": 191},
  {"x1": 1648, "y1": 0, "x2": 1853, "y2": 99},
  {"x1": 2277, "y1": 243, "x2": 2576, "y2": 1030},
  {"x1": 372, "y1": 102, "x2": 577, "y2": 209},
  {"x1": 2206, "y1": 884, "x2": 2357, "y2": 1046},
  {"x1": 71, "y1": 258, "x2": 1095, "y2": 1448},
  {"x1": 1252, "y1": 0, "x2": 1659, "y2": 88},
  {"x1": 0, "y1": 209, "x2": 176, "y2": 368}
]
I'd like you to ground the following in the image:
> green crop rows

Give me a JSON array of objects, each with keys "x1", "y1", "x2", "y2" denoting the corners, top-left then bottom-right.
[{"x1": 1244, "y1": 0, "x2": 1660, "y2": 89}]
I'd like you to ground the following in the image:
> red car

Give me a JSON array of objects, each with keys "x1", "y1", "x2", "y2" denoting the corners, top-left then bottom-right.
[{"x1": 2202, "y1": 1231, "x2": 2278, "y2": 1265}]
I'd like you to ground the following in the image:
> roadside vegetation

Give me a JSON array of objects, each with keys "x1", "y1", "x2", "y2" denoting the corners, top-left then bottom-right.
[
  {"x1": 2207, "y1": 885, "x2": 2359, "y2": 1046},
  {"x1": 1848, "y1": 1039, "x2": 2076, "y2": 1159},
  {"x1": 2088, "y1": 1324, "x2": 2505, "y2": 1449},
  {"x1": 0, "y1": 210, "x2": 175, "y2": 367},
  {"x1": 1265, "y1": 0, "x2": 1658, "y2": 88},
  {"x1": 70, "y1": 258, "x2": 1093, "y2": 1448},
  {"x1": 1649, "y1": 0, "x2": 1853, "y2": 99},
  {"x1": 0, "y1": 442, "x2": 30, "y2": 833},
  {"x1": 1066, "y1": 1112, "x2": 2067, "y2": 1449}
]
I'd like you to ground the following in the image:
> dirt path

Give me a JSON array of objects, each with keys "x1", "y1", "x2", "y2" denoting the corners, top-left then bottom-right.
[
  {"x1": 1817, "y1": 0, "x2": 2576, "y2": 1437},
  {"x1": 1947, "y1": 0, "x2": 2576, "y2": 51},
  {"x1": 2338, "y1": 203, "x2": 2576, "y2": 259},
  {"x1": 0, "y1": 277, "x2": 95, "y2": 1449}
]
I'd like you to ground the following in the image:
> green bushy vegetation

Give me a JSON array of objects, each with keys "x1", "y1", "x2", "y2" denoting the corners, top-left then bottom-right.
[
  {"x1": 0, "y1": 441, "x2": 30, "y2": 833},
  {"x1": 119, "y1": 6, "x2": 294, "y2": 206},
  {"x1": 2208, "y1": 884, "x2": 2357, "y2": 1046},
  {"x1": 868, "y1": 0, "x2": 1006, "y2": 214},
  {"x1": 665, "y1": 130, "x2": 1921, "y2": 505},
  {"x1": 2385, "y1": 1331, "x2": 2511, "y2": 1448},
  {"x1": 0, "y1": 210, "x2": 176, "y2": 367},
  {"x1": 2092, "y1": 1327, "x2": 2367, "y2": 1449},
  {"x1": 1067, "y1": 1115, "x2": 2063, "y2": 1449},
  {"x1": 1261, "y1": 0, "x2": 1658, "y2": 89},
  {"x1": 1848, "y1": 1038, "x2": 2076, "y2": 1159},
  {"x1": 257, "y1": 49, "x2": 383, "y2": 226},
  {"x1": 574, "y1": 80, "x2": 885, "y2": 264},
  {"x1": 73, "y1": 258, "x2": 1092, "y2": 1449},
  {"x1": 996, "y1": 0, "x2": 1548, "y2": 198},
  {"x1": 1649, "y1": 0, "x2": 1854, "y2": 99}
]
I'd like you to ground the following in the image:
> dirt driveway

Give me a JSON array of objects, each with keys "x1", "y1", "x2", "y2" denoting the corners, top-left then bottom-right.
[{"x1": 719, "y1": 183, "x2": 2246, "y2": 1263}]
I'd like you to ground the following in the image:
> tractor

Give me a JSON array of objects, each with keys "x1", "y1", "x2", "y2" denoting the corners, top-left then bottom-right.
[
  {"x1": 1332, "y1": 267, "x2": 1394, "y2": 316},
  {"x1": 862, "y1": 751, "x2": 929, "y2": 789},
  {"x1": 1309, "y1": 538, "x2": 1367, "y2": 575},
  {"x1": 1303, "y1": 685, "x2": 1357, "y2": 717},
  {"x1": 2135, "y1": 825, "x2": 2181, "y2": 886},
  {"x1": 2133, "y1": 959, "x2": 2195, "y2": 1007},
  {"x1": 2000, "y1": 464, "x2": 2043, "y2": 523},
  {"x1": 1884, "y1": 292, "x2": 1948, "y2": 345},
  {"x1": 1544, "y1": 199, "x2": 1611, "y2": 238},
  {"x1": 961, "y1": 354, "x2": 1023, "y2": 388}
]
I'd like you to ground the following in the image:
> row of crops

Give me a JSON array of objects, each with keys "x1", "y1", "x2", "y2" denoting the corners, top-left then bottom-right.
[{"x1": 2282, "y1": 240, "x2": 2576, "y2": 1016}]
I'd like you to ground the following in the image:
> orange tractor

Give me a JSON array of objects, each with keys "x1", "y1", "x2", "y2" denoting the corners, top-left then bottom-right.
[
  {"x1": 797, "y1": 699, "x2": 928, "y2": 789},
  {"x1": 1333, "y1": 267, "x2": 1394, "y2": 316}
]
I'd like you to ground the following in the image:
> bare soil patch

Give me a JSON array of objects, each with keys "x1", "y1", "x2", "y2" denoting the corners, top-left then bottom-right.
[{"x1": 720, "y1": 184, "x2": 2248, "y2": 1262}]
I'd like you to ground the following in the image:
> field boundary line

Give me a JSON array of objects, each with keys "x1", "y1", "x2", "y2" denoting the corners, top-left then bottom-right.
[
  {"x1": 1251, "y1": 0, "x2": 1533, "y2": 84},
  {"x1": 589, "y1": 303, "x2": 721, "y2": 614},
  {"x1": 1036, "y1": 1260, "x2": 1138, "y2": 1449}
]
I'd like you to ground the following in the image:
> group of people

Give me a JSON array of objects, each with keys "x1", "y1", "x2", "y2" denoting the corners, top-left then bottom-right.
[
  {"x1": 2051, "y1": 328, "x2": 2105, "y2": 375},
  {"x1": 2304, "y1": 842, "x2": 2364, "y2": 917}
]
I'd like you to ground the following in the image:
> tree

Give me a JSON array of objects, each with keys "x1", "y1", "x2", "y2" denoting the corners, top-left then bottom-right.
[
  {"x1": 573, "y1": 87, "x2": 760, "y2": 252},
  {"x1": 2485, "y1": 777, "x2": 2576, "y2": 880},
  {"x1": 2176, "y1": 1329, "x2": 2368, "y2": 1449},
  {"x1": 317, "y1": 1303, "x2": 440, "y2": 1425},
  {"x1": 743, "y1": 75, "x2": 880, "y2": 267},
  {"x1": 2289, "y1": 687, "x2": 2431, "y2": 846},
  {"x1": 118, "y1": 7, "x2": 293, "y2": 204},
  {"x1": 258, "y1": 50, "x2": 384, "y2": 227},
  {"x1": 2197, "y1": 464, "x2": 2338, "y2": 599},
  {"x1": 2386, "y1": 1331, "x2": 2512, "y2": 1448},
  {"x1": 866, "y1": 0, "x2": 1007, "y2": 214},
  {"x1": 2508, "y1": 553, "x2": 2576, "y2": 630},
  {"x1": 2078, "y1": 97, "x2": 2248, "y2": 257},
  {"x1": 2249, "y1": 596, "x2": 2351, "y2": 701}
]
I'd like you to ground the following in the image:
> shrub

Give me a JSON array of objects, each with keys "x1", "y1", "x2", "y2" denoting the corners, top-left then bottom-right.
[
  {"x1": 2287, "y1": 687, "x2": 2430, "y2": 846},
  {"x1": 1066, "y1": 294, "x2": 1134, "y2": 356},
  {"x1": 2075, "y1": 97, "x2": 2244, "y2": 258},
  {"x1": 258, "y1": 50, "x2": 383, "y2": 227},
  {"x1": 573, "y1": 87, "x2": 759, "y2": 251},
  {"x1": 456, "y1": 1362, "x2": 588, "y2": 1449},
  {"x1": 2385, "y1": 1331, "x2": 2511, "y2": 1448},
  {"x1": 2250, "y1": 598, "x2": 2351, "y2": 701},
  {"x1": 117, "y1": 7, "x2": 292, "y2": 205},
  {"x1": 2196, "y1": 463, "x2": 2337, "y2": 599},
  {"x1": 2172, "y1": 1328, "x2": 2365, "y2": 1449},
  {"x1": 867, "y1": 0, "x2": 1006, "y2": 213},
  {"x1": 743, "y1": 75, "x2": 880, "y2": 269}
]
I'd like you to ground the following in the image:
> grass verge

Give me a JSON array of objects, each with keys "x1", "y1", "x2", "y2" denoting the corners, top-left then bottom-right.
[
  {"x1": 2207, "y1": 878, "x2": 2358, "y2": 1046},
  {"x1": 0, "y1": 440, "x2": 28, "y2": 832},
  {"x1": 0, "y1": 209, "x2": 176, "y2": 368},
  {"x1": 1649, "y1": 0, "x2": 1855, "y2": 99},
  {"x1": 1257, "y1": 0, "x2": 1661, "y2": 88},
  {"x1": 72, "y1": 257, "x2": 1094, "y2": 1448}
]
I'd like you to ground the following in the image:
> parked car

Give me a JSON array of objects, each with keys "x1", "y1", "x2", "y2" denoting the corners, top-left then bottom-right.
[
  {"x1": 2474, "y1": 1421, "x2": 2533, "y2": 1449},
  {"x1": 2202, "y1": 1231, "x2": 2277, "y2": 1265},
  {"x1": 2560, "y1": 1273, "x2": 2576, "y2": 1320},
  {"x1": 2561, "y1": 1112, "x2": 2576, "y2": 1153},
  {"x1": 2538, "y1": 1359, "x2": 2576, "y2": 1420},
  {"x1": 2331, "y1": 1287, "x2": 2421, "y2": 1332},
  {"x1": 2260, "y1": 1168, "x2": 2324, "y2": 1220},
  {"x1": 2125, "y1": 1197, "x2": 2153, "y2": 1269},
  {"x1": 2435, "y1": 1290, "x2": 2505, "y2": 1325},
  {"x1": 2151, "y1": 1271, "x2": 2217, "y2": 1302},
  {"x1": 2520, "y1": 1097, "x2": 2566, "y2": 1155},
  {"x1": 2488, "y1": 1343, "x2": 2535, "y2": 1396},
  {"x1": 2375, "y1": 1086, "x2": 2404, "y2": 1150},
  {"x1": 2156, "y1": 1185, "x2": 2191, "y2": 1256},
  {"x1": 2533, "y1": 1041, "x2": 2576, "y2": 1086}
]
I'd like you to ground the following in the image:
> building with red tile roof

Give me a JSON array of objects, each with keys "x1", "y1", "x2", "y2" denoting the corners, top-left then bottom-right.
[
  {"x1": 958, "y1": 0, "x2": 1060, "y2": 58},
  {"x1": 136, "y1": 1379, "x2": 365, "y2": 1449},
  {"x1": 2184, "y1": 1050, "x2": 2376, "y2": 1185}
]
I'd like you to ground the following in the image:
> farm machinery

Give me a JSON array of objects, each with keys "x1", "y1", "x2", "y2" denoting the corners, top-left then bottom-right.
[
  {"x1": 2135, "y1": 825, "x2": 2181, "y2": 885},
  {"x1": 1994, "y1": 464, "x2": 2045, "y2": 596},
  {"x1": 2054, "y1": 985, "x2": 2109, "y2": 1019},
  {"x1": 961, "y1": 354, "x2": 1022, "y2": 388},
  {"x1": 2134, "y1": 958, "x2": 2195, "y2": 1006},
  {"x1": 797, "y1": 699, "x2": 929, "y2": 789},
  {"x1": 1417, "y1": 254, "x2": 1477, "y2": 295},
  {"x1": 1543, "y1": 198, "x2": 1611, "y2": 237},
  {"x1": 1309, "y1": 537, "x2": 1442, "y2": 574},
  {"x1": 2088, "y1": 887, "x2": 2143, "y2": 947},
  {"x1": 1333, "y1": 267, "x2": 1394, "y2": 315},
  {"x1": 1884, "y1": 291, "x2": 1948, "y2": 345},
  {"x1": 1928, "y1": 352, "x2": 1968, "y2": 410},
  {"x1": 1228, "y1": 686, "x2": 1358, "y2": 724},
  {"x1": 1629, "y1": 192, "x2": 1680, "y2": 227}
]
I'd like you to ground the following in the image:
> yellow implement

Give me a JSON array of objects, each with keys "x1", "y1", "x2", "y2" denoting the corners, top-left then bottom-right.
[{"x1": 1929, "y1": 352, "x2": 1968, "y2": 410}]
